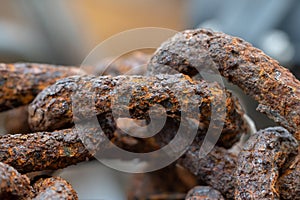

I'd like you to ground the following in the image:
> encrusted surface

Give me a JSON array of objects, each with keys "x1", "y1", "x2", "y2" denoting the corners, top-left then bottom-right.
[
  {"x1": 33, "y1": 177, "x2": 78, "y2": 200},
  {"x1": 28, "y1": 74, "x2": 247, "y2": 148},
  {"x1": 0, "y1": 162, "x2": 33, "y2": 199},
  {"x1": 178, "y1": 145, "x2": 237, "y2": 199},
  {"x1": 0, "y1": 128, "x2": 94, "y2": 173},
  {"x1": 276, "y1": 148, "x2": 300, "y2": 200},
  {"x1": 148, "y1": 28, "x2": 300, "y2": 139},
  {"x1": 0, "y1": 63, "x2": 83, "y2": 112},
  {"x1": 235, "y1": 127, "x2": 298, "y2": 200}
]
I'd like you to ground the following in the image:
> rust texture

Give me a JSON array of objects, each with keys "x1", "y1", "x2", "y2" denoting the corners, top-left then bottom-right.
[
  {"x1": 276, "y1": 150, "x2": 300, "y2": 200},
  {"x1": 0, "y1": 162, "x2": 34, "y2": 199},
  {"x1": 28, "y1": 74, "x2": 247, "y2": 148},
  {"x1": 148, "y1": 28, "x2": 300, "y2": 139},
  {"x1": 178, "y1": 145, "x2": 237, "y2": 199},
  {"x1": 0, "y1": 127, "x2": 95, "y2": 174},
  {"x1": 178, "y1": 127, "x2": 299, "y2": 200},
  {"x1": 0, "y1": 121, "x2": 157, "y2": 173},
  {"x1": 2, "y1": 28, "x2": 299, "y2": 199},
  {"x1": 235, "y1": 127, "x2": 298, "y2": 200},
  {"x1": 33, "y1": 177, "x2": 78, "y2": 200},
  {"x1": 0, "y1": 63, "x2": 83, "y2": 112},
  {"x1": 185, "y1": 186, "x2": 224, "y2": 200}
]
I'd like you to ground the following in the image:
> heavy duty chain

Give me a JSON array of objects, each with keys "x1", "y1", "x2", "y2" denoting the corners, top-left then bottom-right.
[{"x1": 0, "y1": 29, "x2": 299, "y2": 200}]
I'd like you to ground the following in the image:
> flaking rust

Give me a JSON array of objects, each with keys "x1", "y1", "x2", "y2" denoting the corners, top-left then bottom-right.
[
  {"x1": 28, "y1": 74, "x2": 247, "y2": 148},
  {"x1": 0, "y1": 127, "x2": 95, "y2": 173},
  {"x1": 1, "y1": 28, "x2": 299, "y2": 199},
  {"x1": 235, "y1": 127, "x2": 298, "y2": 200},
  {"x1": 0, "y1": 119, "x2": 160, "y2": 173},
  {"x1": 148, "y1": 28, "x2": 300, "y2": 139},
  {"x1": 0, "y1": 162, "x2": 34, "y2": 199},
  {"x1": 178, "y1": 127, "x2": 298, "y2": 200},
  {"x1": 178, "y1": 145, "x2": 237, "y2": 199},
  {"x1": 0, "y1": 63, "x2": 83, "y2": 112},
  {"x1": 33, "y1": 177, "x2": 78, "y2": 200},
  {"x1": 276, "y1": 148, "x2": 300, "y2": 200},
  {"x1": 185, "y1": 186, "x2": 224, "y2": 200},
  {"x1": 0, "y1": 162, "x2": 78, "y2": 200},
  {"x1": 0, "y1": 117, "x2": 243, "y2": 197}
]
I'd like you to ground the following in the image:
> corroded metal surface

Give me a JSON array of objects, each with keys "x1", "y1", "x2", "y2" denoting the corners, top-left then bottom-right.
[
  {"x1": 178, "y1": 127, "x2": 298, "y2": 199},
  {"x1": 33, "y1": 177, "x2": 78, "y2": 200},
  {"x1": 148, "y1": 28, "x2": 300, "y2": 139},
  {"x1": 178, "y1": 145, "x2": 237, "y2": 199},
  {"x1": 1, "y1": 29, "x2": 299, "y2": 199},
  {"x1": 235, "y1": 127, "x2": 298, "y2": 200},
  {"x1": 276, "y1": 149, "x2": 300, "y2": 200},
  {"x1": 0, "y1": 162, "x2": 34, "y2": 199},
  {"x1": 0, "y1": 63, "x2": 83, "y2": 112},
  {"x1": 0, "y1": 121, "x2": 163, "y2": 173},
  {"x1": 0, "y1": 127, "x2": 94, "y2": 173},
  {"x1": 28, "y1": 74, "x2": 247, "y2": 148},
  {"x1": 185, "y1": 186, "x2": 224, "y2": 200}
]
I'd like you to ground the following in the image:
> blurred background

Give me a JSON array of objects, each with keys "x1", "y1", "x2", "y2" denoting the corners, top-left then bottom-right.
[{"x1": 0, "y1": 0, "x2": 299, "y2": 199}]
